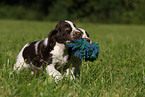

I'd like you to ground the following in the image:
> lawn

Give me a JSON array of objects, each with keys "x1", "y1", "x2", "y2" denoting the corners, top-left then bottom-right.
[{"x1": 0, "y1": 20, "x2": 144, "y2": 97}]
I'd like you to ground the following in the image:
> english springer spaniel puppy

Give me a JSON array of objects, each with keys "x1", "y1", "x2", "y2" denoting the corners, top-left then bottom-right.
[{"x1": 14, "y1": 20, "x2": 91, "y2": 82}]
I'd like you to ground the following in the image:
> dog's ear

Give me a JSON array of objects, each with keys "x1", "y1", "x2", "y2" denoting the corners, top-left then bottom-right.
[
  {"x1": 55, "y1": 20, "x2": 66, "y2": 31},
  {"x1": 48, "y1": 29, "x2": 57, "y2": 50},
  {"x1": 38, "y1": 30, "x2": 57, "y2": 59}
]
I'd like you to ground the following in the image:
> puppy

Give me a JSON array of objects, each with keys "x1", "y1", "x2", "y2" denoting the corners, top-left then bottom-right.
[{"x1": 14, "y1": 20, "x2": 91, "y2": 82}]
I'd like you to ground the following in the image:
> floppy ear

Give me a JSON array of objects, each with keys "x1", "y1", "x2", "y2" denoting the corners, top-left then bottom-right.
[
  {"x1": 38, "y1": 30, "x2": 57, "y2": 60},
  {"x1": 48, "y1": 29, "x2": 57, "y2": 50}
]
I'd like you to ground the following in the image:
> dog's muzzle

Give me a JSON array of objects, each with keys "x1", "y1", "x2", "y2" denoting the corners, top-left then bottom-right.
[{"x1": 73, "y1": 30, "x2": 82, "y2": 40}]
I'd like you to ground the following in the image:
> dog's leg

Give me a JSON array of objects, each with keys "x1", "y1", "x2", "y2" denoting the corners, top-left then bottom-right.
[
  {"x1": 14, "y1": 44, "x2": 29, "y2": 72},
  {"x1": 14, "y1": 54, "x2": 29, "y2": 72},
  {"x1": 46, "y1": 64, "x2": 63, "y2": 83}
]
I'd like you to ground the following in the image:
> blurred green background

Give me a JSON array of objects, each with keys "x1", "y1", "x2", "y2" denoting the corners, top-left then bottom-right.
[{"x1": 0, "y1": 0, "x2": 145, "y2": 24}]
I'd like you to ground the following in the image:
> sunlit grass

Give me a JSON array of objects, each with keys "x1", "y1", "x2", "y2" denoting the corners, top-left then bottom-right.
[{"x1": 0, "y1": 19, "x2": 144, "y2": 96}]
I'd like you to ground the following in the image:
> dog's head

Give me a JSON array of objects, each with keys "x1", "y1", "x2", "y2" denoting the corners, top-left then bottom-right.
[
  {"x1": 78, "y1": 28, "x2": 92, "y2": 43},
  {"x1": 48, "y1": 20, "x2": 82, "y2": 49},
  {"x1": 48, "y1": 20, "x2": 82, "y2": 43}
]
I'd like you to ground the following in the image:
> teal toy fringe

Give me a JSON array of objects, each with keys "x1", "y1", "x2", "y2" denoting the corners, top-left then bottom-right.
[{"x1": 66, "y1": 38, "x2": 100, "y2": 61}]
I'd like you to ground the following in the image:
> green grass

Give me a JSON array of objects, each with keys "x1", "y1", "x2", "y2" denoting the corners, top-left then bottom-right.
[{"x1": 0, "y1": 20, "x2": 144, "y2": 97}]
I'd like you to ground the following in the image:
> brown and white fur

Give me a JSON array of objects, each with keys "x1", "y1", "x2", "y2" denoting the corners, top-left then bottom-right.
[{"x1": 14, "y1": 20, "x2": 91, "y2": 82}]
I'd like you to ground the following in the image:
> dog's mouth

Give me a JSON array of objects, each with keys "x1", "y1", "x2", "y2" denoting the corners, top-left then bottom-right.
[
  {"x1": 66, "y1": 40, "x2": 71, "y2": 43},
  {"x1": 65, "y1": 33, "x2": 82, "y2": 43},
  {"x1": 66, "y1": 31, "x2": 92, "y2": 43},
  {"x1": 66, "y1": 38, "x2": 91, "y2": 43}
]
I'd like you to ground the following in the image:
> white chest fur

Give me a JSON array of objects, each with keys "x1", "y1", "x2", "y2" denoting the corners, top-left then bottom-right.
[{"x1": 50, "y1": 42, "x2": 68, "y2": 66}]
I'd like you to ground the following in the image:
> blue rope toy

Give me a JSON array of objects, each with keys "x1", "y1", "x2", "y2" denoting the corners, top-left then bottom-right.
[{"x1": 66, "y1": 38, "x2": 100, "y2": 61}]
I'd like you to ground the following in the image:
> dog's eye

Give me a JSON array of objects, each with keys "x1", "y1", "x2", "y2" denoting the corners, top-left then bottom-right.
[{"x1": 65, "y1": 27, "x2": 71, "y2": 31}]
